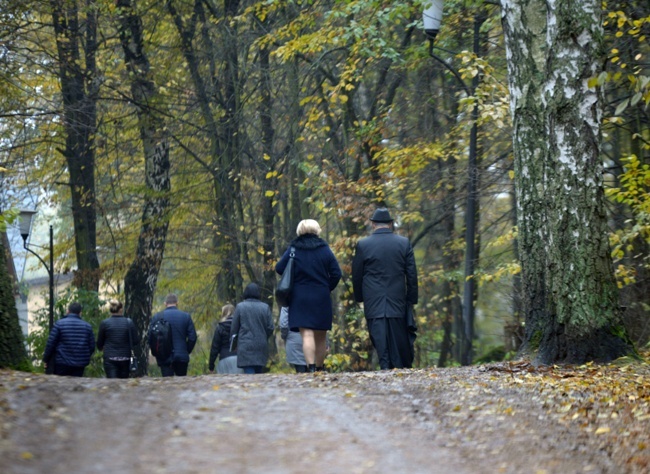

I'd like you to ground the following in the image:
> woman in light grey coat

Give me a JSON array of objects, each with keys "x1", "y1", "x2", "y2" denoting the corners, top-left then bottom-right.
[
  {"x1": 230, "y1": 283, "x2": 274, "y2": 374},
  {"x1": 280, "y1": 307, "x2": 307, "y2": 373}
]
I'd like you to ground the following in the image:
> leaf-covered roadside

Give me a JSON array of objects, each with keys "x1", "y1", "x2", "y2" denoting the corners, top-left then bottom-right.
[{"x1": 482, "y1": 355, "x2": 650, "y2": 473}]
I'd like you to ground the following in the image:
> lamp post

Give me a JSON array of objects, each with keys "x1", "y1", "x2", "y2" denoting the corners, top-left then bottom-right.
[
  {"x1": 422, "y1": 1, "x2": 484, "y2": 365},
  {"x1": 19, "y1": 210, "x2": 54, "y2": 331}
]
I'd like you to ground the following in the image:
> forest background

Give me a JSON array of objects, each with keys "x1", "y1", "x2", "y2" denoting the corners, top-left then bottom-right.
[{"x1": 0, "y1": 0, "x2": 648, "y2": 375}]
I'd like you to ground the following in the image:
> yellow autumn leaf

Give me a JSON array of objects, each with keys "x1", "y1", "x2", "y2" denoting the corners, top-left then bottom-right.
[
  {"x1": 595, "y1": 426, "x2": 610, "y2": 434},
  {"x1": 265, "y1": 190, "x2": 275, "y2": 197}
]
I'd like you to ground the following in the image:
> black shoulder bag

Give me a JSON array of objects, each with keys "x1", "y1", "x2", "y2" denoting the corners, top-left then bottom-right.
[{"x1": 275, "y1": 246, "x2": 295, "y2": 307}]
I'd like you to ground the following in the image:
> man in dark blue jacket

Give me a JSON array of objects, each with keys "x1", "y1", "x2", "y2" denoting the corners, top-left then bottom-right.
[
  {"x1": 43, "y1": 302, "x2": 96, "y2": 377},
  {"x1": 352, "y1": 208, "x2": 418, "y2": 370},
  {"x1": 148, "y1": 293, "x2": 197, "y2": 376}
]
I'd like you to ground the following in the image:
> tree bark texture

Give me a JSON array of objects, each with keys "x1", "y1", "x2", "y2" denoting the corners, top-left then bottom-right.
[
  {"x1": 117, "y1": 0, "x2": 171, "y2": 374},
  {"x1": 49, "y1": 0, "x2": 100, "y2": 291},
  {"x1": 500, "y1": 0, "x2": 633, "y2": 363},
  {"x1": 0, "y1": 237, "x2": 28, "y2": 369}
]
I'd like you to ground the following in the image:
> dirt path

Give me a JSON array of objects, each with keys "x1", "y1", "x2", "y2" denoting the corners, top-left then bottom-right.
[{"x1": 0, "y1": 368, "x2": 628, "y2": 473}]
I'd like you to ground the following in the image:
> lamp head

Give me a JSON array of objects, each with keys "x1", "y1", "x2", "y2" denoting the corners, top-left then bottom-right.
[
  {"x1": 19, "y1": 209, "x2": 37, "y2": 242},
  {"x1": 423, "y1": 0, "x2": 444, "y2": 41}
]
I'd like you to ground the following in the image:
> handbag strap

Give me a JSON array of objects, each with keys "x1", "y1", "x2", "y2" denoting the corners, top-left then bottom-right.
[
  {"x1": 289, "y1": 246, "x2": 295, "y2": 258},
  {"x1": 126, "y1": 317, "x2": 134, "y2": 354}
]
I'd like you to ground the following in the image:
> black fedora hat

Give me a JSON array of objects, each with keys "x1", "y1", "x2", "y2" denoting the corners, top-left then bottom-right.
[{"x1": 370, "y1": 208, "x2": 393, "y2": 223}]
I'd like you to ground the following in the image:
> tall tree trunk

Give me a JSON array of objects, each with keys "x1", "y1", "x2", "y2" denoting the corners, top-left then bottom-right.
[
  {"x1": 167, "y1": 0, "x2": 243, "y2": 303},
  {"x1": 500, "y1": 0, "x2": 634, "y2": 363},
  {"x1": 49, "y1": 0, "x2": 100, "y2": 291},
  {"x1": 117, "y1": 0, "x2": 171, "y2": 375},
  {"x1": 0, "y1": 235, "x2": 28, "y2": 369},
  {"x1": 259, "y1": 43, "x2": 277, "y2": 307},
  {"x1": 217, "y1": 0, "x2": 243, "y2": 302}
]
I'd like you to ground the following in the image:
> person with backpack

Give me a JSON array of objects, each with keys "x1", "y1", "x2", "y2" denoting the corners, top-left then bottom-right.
[
  {"x1": 42, "y1": 301, "x2": 96, "y2": 377},
  {"x1": 209, "y1": 304, "x2": 244, "y2": 374},
  {"x1": 97, "y1": 299, "x2": 139, "y2": 379},
  {"x1": 148, "y1": 293, "x2": 197, "y2": 377}
]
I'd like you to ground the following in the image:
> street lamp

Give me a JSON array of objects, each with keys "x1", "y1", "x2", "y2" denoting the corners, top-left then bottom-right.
[
  {"x1": 19, "y1": 210, "x2": 54, "y2": 332},
  {"x1": 422, "y1": 2, "x2": 485, "y2": 365}
]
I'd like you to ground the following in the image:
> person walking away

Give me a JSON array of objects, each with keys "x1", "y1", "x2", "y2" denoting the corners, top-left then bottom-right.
[
  {"x1": 275, "y1": 219, "x2": 341, "y2": 372},
  {"x1": 209, "y1": 304, "x2": 244, "y2": 374},
  {"x1": 97, "y1": 299, "x2": 138, "y2": 379},
  {"x1": 42, "y1": 301, "x2": 96, "y2": 377},
  {"x1": 148, "y1": 293, "x2": 197, "y2": 377},
  {"x1": 230, "y1": 283, "x2": 274, "y2": 374},
  {"x1": 279, "y1": 307, "x2": 307, "y2": 373},
  {"x1": 352, "y1": 208, "x2": 418, "y2": 370}
]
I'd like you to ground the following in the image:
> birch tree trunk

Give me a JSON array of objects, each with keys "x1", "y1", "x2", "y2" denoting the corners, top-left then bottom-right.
[
  {"x1": 117, "y1": 0, "x2": 171, "y2": 374},
  {"x1": 500, "y1": 0, "x2": 633, "y2": 363}
]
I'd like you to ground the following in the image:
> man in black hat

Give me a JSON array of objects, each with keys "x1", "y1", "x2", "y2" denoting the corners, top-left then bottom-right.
[{"x1": 352, "y1": 208, "x2": 418, "y2": 369}]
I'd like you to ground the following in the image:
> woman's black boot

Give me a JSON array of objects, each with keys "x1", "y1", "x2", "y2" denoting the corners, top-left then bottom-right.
[
  {"x1": 315, "y1": 366, "x2": 325, "y2": 372},
  {"x1": 308, "y1": 364, "x2": 316, "y2": 373}
]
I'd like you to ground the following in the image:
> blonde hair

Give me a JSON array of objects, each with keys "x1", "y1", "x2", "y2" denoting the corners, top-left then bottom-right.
[
  {"x1": 108, "y1": 299, "x2": 123, "y2": 314},
  {"x1": 296, "y1": 219, "x2": 321, "y2": 236},
  {"x1": 221, "y1": 304, "x2": 235, "y2": 321}
]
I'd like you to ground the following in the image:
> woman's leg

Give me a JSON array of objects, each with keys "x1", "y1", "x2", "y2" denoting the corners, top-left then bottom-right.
[
  {"x1": 300, "y1": 328, "x2": 316, "y2": 365},
  {"x1": 314, "y1": 330, "x2": 328, "y2": 367}
]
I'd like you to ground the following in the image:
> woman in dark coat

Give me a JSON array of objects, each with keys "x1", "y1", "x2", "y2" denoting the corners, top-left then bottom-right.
[
  {"x1": 230, "y1": 283, "x2": 274, "y2": 374},
  {"x1": 97, "y1": 299, "x2": 138, "y2": 379},
  {"x1": 275, "y1": 219, "x2": 341, "y2": 372},
  {"x1": 209, "y1": 304, "x2": 244, "y2": 374}
]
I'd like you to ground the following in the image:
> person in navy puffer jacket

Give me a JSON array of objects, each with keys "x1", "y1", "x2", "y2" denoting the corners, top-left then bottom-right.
[{"x1": 43, "y1": 301, "x2": 96, "y2": 377}]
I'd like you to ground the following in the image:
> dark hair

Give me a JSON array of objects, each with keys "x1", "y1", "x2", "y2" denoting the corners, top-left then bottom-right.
[
  {"x1": 243, "y1": 282, "x2": 261, "y2": 300},
  {"x1": 68, "y1": 302, "x2": 82, "y2": 314}
]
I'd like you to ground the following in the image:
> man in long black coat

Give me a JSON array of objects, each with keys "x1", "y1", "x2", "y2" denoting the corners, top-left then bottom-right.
[{"x1": 352, "y1": 208, "x2": 418, "y2": 369}]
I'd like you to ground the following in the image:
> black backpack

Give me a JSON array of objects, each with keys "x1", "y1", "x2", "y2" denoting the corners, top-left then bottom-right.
[{"x1": 149, "y1": 317, "x2": 173, "y2": 360}]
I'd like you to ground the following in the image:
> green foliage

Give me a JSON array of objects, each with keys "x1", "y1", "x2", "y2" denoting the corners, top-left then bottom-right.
[
  {"x1": 327, "y1": 307, "x2": 371, "y2": 372},
  {"x1": 607, "y1": 155, "x2": 650, "y2": 287},
  {"x1": 3, "y1": 0, "x2": 648, "y2": 367},
  {"x1": 474, "y1": 345, "x2": 507, "y2": 364}
]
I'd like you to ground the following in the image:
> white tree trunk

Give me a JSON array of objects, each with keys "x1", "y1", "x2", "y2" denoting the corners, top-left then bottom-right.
[{"x1": 500, "y1": 0, "x2": 633, "y2": 363}]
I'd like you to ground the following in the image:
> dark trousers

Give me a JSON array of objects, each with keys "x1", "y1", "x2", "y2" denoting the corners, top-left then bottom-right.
[
  {"x1": 160, "y1": 360, "x2": 189, "y2": 377},
  {"x1": 54, "y1": 365, "x2": 85, "y2": 377},
  {"x1": 367, "y1": 317, "x2": 413, "y2": 370},
  {"x1": 242, "y1": 365, "x2": 264, "y2": 374},
  {"x1": 104, "y1": 359, "x2": 130, "y2": 379}
]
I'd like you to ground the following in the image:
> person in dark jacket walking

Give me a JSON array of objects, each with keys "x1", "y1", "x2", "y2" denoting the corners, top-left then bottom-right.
[
  {"x1": 209, "y1": 304, "x2": 244, "y2": 374},
  {"x1": 148, "y1": 293, "x2": 197, "y2": 377},
  {"x1": 352, "y1": 208, "x2": 418, "y2": 370},
  {"x1": 230, "y1": 283, "x2": 274, "y2": 374},
  {"x1": 43, "y1": 301, "x2": 96, "y2": 377},
  {"x1": 97, "y1": 299, "x2": 138, "y2": 379},
  {"x1": 275, "y1": 219, "x2": 341, "y2": 372}
]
